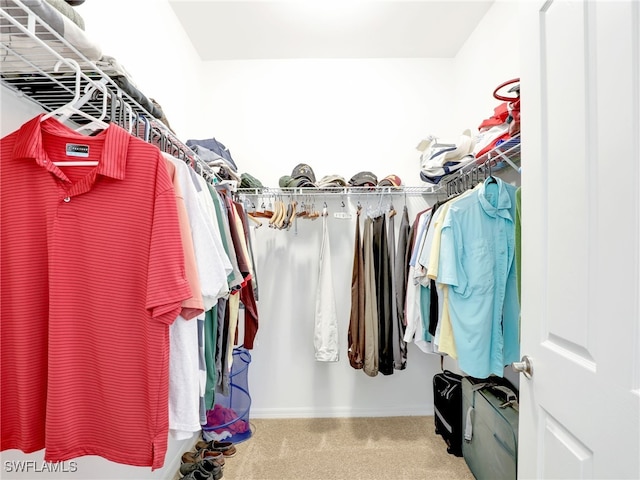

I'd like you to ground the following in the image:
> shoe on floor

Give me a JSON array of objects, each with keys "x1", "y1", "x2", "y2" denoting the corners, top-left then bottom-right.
[
  {"x1": 181, "y1": 449, "x2": 225, "y2": 469},
  {"x1": 195, "y1": 439, "x2": 237, "y2": 458},
  {"x1": 179, "y1": 458, "x2": 223, "y2": 480},
  {"x1": 180, "y1": 468, "x2": 215, "y2": 480}
]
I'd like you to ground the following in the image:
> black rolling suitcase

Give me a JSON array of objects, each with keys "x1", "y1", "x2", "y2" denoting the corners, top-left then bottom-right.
[{"x1": 433, "y1": 369, "x2": 463, "y2": 456}]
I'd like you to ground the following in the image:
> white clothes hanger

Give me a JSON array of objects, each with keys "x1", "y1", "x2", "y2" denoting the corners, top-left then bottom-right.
[
  {"x1": 41, "y1": 59, "x2": 110, "y2": 167},
  {"x1": 41, "y1": 59, "x2": 110, "y2": 130},
  {"x1": 74, "y1": 79, "x2": 110, "y2": 136}
]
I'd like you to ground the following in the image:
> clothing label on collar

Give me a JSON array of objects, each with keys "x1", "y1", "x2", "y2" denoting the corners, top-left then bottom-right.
[{"x1": 66, "y1": 144, "x2": 89, "y2": 158}]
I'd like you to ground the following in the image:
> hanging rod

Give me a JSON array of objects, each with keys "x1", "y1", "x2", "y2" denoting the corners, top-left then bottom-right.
[
  {"x1": 237, "y1": 185, "x2": 445, "y2": 196},
  {"x1": 442, "y1": 134, "x2": 521, "y2": 197},
  {"x1": 475, "y1": 133, "x2": 521, "y2": 174}
]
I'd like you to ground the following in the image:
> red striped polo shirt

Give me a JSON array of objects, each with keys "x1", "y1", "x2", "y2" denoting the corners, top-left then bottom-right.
[{"x1": 0, "y1": 115, "x2": 192, "y2": 470}]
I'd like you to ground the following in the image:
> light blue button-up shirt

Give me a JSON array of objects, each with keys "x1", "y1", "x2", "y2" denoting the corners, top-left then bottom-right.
[{"x1": 438, "y1": 178, "x2": 520, "y2": 378}]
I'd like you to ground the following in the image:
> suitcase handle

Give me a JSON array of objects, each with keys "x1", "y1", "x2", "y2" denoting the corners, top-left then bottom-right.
[
  {"x1": 464, "y1": 406, "x2": 474, "y2": 442},
  {"x1": 435, "y1": 371, "x2": 462, "y2": 400},
  {"x1": 491, "y1": 385, "x2": 517, "y2": 404},
  {"x1": 464, "y1": 382, "x2": 490, "y2": 443}
]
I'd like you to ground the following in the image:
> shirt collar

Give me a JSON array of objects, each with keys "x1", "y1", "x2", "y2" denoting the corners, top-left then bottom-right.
[
  {"x1": 12, "y1": 114, "x2": 130, "y2": 180},
  {"x1": 478, "y1": 177, "x2": 512, "y2": 219}
]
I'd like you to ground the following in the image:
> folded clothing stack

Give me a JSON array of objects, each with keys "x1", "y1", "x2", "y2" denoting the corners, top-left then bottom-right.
[
  {"x1": 45, "y1": 0, "x2": 84, "y2": 30},
  {"x1": 187, "y1": 137, "x2": 238, "y2": 172},
  {"x1": 190, "y1": 144, "x2": 241, "y2": 183},
  {"x1": 417, "y1": 129, "x2": 476, "y2": 185},
  {"x1": 0, "y1": 0, "x2": 102, "y2": 73}
]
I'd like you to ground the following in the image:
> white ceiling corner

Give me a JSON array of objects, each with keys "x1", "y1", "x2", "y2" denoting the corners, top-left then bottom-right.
[{"x1": 168, "y1": 0, "x2": 495, "y2": 60}]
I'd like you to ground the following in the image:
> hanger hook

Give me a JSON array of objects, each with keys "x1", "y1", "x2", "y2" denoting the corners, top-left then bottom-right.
[{"x1": 42, "y1": 58, "x2": 82, "y2": 121}]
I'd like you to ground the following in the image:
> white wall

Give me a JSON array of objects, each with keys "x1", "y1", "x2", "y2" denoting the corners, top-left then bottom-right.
[
  {"x1": 197, "y1": 57, "x2": 459, "y2": 419},
  {"x1": 245, "y1": 193, "x2": 441, "y2": 419},
  {"x1": 75, "y1": 0, "x2": 205, "y2": 141},
  {"x1": 454, "y1": 0, "x2": 521, "y2": 134},
  {"x1": 198, "y1": 58, "x2": 458, "y2": 188}
]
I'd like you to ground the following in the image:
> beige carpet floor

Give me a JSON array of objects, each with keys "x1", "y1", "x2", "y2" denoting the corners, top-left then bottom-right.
[{"x1": 212, "y1": 416, "x2": 473, "y2": 480}]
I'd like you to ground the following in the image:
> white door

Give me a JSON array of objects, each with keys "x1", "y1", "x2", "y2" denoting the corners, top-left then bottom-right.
[{"x1": 519, "y1": 1, "x2": 640, "y2": 479}]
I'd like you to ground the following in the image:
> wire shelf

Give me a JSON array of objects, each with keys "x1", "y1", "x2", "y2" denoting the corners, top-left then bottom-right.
[
  {"x1": 0, "y1": 0, "x2": 217, "y2": 179},
  {"x1": 238, "y1": 135, "x2": 521, "y2": 198}
]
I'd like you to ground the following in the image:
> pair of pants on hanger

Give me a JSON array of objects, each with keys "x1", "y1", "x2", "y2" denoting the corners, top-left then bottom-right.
[{"x1": 314, "y1": 207, "x2": 339, "y2": 362}]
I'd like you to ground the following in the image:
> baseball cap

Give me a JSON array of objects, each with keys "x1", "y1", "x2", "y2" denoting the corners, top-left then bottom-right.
[
  {"x1": 279, "y1": 175, "x2": 315, "y2": 188},
  {"x1": 317, "y1": 175, "x2": 348, "y2": 189},
  {"x1": 348, "y1": 171, "x2": 378, "y2": 187},
  {"x1": 240, "y1": 172, "x2": 263, "y2": 189},
  {"x1": 378, "y1": 174, "x2": 402, "y2": 188},
  {"x1": 291, "y1": 163, "x2": 316, "y2": 183},
  {"x1": 279, "y1": 175, "x2": 293, "y2": 188}
]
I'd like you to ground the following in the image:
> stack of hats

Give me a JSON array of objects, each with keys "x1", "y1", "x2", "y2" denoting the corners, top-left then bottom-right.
[
  {"x1": 316, "y1": 174, "x2": 348, "y2": 189},
  {"x1": 347, "y1": 171, "x2": 403, "y2": 188},
  {"x1": 377, "y1": 174, "x2": 402, "y2": 188},
  {"x1": 279, "y1": 163, "x2": 317, "y2": 188},
  {"x1": 348, "y1": 171, "x2": 378, "y2": 187},
  {"x1": 276, "y1": 165, "x2": 403, "y2": 190}
]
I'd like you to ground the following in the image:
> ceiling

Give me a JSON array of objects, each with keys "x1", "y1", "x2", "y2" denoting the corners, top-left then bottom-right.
[{"x1": 168, "y1": 1, "x2": 494, "y2": 60}]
